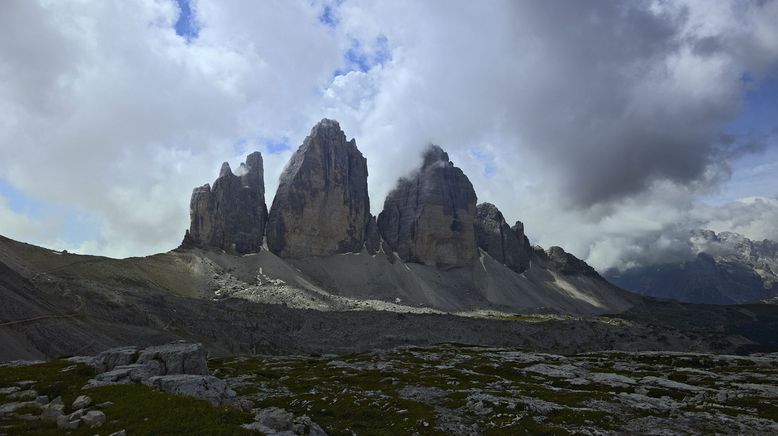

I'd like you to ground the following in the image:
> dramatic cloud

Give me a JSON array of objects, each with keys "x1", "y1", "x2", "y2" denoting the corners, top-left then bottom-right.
[{"x1": 1, "y1": 0, "x2": 777, "y2": 269}]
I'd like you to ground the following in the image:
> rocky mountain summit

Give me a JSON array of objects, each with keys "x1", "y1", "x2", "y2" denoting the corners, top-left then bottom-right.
[
  {"x1": 183, "y1": 152, "x2": 267, "y2": 254},
  {"x1": 181, "y1": 119, "x2": 605, "y2": 280},
  {"x1": 474, "y1": 202, "x2": 531, "y2": 273},
  {"x1": 378, "y1": 145, "x2": 479, "y2": 269},
  {"x1": 606, "y1": 230, "x2": 778, "y2": 304},
  {"x1": 167, "y1": 118, "x2": 637, "y2": 317},
  {"x1": 267, "y1": 119, "x2": 371, "y2": 258}
]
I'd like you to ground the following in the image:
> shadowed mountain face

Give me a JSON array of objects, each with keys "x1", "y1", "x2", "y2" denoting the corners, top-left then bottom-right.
[
  {"x1": 184, "y1": 152, "x2": 267, "y2": 254},
  {"x1": 474, "y1": 202, "x2": 532, "y2": 274},
  {"x1": 606, "y1": 230, "x2": 778, "y2": 305},
  {"x1": 378, "y1": 146, "x2": 479, "y2": 269},
  {"x1": 267, "y1": 119, "x2": 371, "y2": 258}
]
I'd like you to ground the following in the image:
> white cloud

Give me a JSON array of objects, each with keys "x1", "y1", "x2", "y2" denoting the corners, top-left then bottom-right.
[{"x1": 1, "y1": 0, "x2": 777, "y2": 270}]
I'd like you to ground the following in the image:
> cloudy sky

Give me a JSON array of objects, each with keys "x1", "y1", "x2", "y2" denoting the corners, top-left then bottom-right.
[{"x1": 1, "y1": 0, "x2": 777, "y2": 272}]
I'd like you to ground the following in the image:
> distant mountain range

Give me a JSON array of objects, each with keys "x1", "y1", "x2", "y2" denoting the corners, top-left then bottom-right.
[{"x1": 605, "y1": 230, "x2": 778, "y2": 305}]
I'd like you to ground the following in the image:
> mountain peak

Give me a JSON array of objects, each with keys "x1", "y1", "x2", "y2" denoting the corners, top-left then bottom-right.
[{"x1": 219, "y1": 162, "x2": 233, "y2": 178}]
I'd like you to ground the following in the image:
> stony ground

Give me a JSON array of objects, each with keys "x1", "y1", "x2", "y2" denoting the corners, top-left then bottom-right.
[
  {"x1": 2, "y1": 344, "x2": 778, "y2": 435},
  {"x1": 211, "y1": 344, "x2": 778, "y2": 435}
]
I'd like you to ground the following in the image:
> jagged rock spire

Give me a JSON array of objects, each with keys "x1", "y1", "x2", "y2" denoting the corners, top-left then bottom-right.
[
  {"x1": 377, "y1": 144, "x2": 478, "y2": 269},
  {"x1": 266, "y1": 119, "x2": 371, "y2": 258},
  {"x1": 183, "y1": 152, "x2": 267, "y2": 254}
]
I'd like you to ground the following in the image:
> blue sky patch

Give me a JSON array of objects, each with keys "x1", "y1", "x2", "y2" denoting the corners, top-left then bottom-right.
[
  {"x1": 318, "y1": 1, "x2": 341, "y2": 27},
  {"x1": 470, "y1": 147, "x2": 497, "y2": 178},
  {"x1": 334, "y1": 35, "x2": 391, "y2": 77},
  {"x1": 175, "y1": 0, "x2": 199, "y2": 41},
  {"x1": 265, "y1": 138, "x2": 291, "y2": 154},
  {"x1": 0, "y1": 178, "x2": 100, "y2": 245},
  {"x1": 0, "y1": 178, "x2": 40, "y2": 215}
]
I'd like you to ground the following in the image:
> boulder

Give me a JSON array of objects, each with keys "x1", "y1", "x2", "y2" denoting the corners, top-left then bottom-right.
[
  {"x1": 93, "y1": 346, "x2": 138, "y2": 373},
  {"x1": 56, "y1": 414, "x2": 80, "y2": 430},
  {"x1": 86, "y1": 342, "x2": 207, "y2": 389},
  {"x1": 41, "y1": 398, "x2": 65, "y2": 422},
  {"x1": 0, "y1": 401, "x2": 42, "y2": 415},
  {"x1": 89, "y1": 361, "x2": 163, "y2": 386},
  {"x1": 82, "y1": 410, "x2": 106, "y2": 428},
  {"x1": 242, "y1": 407, "x2": 328, "y2": 435},
  {"x1": 56, "y1": 409, "x2": 85, "y2": 430},
  {"x1": 184, "y1": 152, "x2": 268, "y2": 254},
  {"x1": 377, "y1": 145, "x2": 478, "y2": 269},
  {"x1": 267, "y1": 119, "x2": 371, "y2": 258},
  {"x1": 136, "y1": 341, "x2": 208, "y2": 376},
  {"x1": 142, "y1": 375, "x2": 236, "y2": 406},
  {"x1": 474, "y1": 203, "x2": 531, "y2": 273},
  {"x1": 71, "y1": 395, "x2": 92, "y2": 410}
]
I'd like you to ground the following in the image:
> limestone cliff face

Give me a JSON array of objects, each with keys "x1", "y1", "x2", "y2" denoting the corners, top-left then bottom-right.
[
  {"x1": 184, "y1": 152, "x2": 267, "y2": 254},
  {"x1": 266, "y1": 119, "x2": 371, "y2": 258},
  {"x1": 474, "y1": 203, "x2": 531, "y2": 273},
  {"x1": 377, "y1": 145, "x2": 478, "y2": 269}
]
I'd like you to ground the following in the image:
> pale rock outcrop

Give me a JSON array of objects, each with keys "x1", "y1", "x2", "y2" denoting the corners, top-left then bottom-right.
[
  {"x1": 267, "y1": 119, "x2": 371, "y2": 258},
  {"x1": 474, "y1": 202, "x2": 531, "y2": 273},
  {"x1": 84, "y1": 342, "x2": 237, "y2": 406},
  {"x1": 377, "y1": 145, "x2": 478, "y2": 269},
  {"x1": 136, "y1": 342, "x2": 208, "y2": 376},
  {"x1": 184, "y1": 152, "x2": 267, "y2": 254},
  {"x1": 142, "y1": 375, "x2": 236, "y2": 407}
]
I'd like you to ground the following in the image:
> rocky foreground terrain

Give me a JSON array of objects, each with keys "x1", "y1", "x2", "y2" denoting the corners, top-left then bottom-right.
[{"x1": 1, "y1": 342, "x2": 777, "y2": 435}]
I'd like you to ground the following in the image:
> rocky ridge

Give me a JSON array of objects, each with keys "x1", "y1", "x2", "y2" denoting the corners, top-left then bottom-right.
[
  {"x1": 181, "y1": 119, "x2": 603, "y2": 285},
  {"x1": 607, "y1": 229, "x2": 778, "y2": 304},
  {"x1": 184, "y1": 152, "x2": 267, "y2": 254},
  {"x1": 474, "y1": 202, "x2": 532, "y2": 273}
]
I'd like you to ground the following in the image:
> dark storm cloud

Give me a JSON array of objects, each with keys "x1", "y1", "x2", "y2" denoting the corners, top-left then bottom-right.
[{"x1": 502, "y1": 1, "x2": 752, "y2": 206}]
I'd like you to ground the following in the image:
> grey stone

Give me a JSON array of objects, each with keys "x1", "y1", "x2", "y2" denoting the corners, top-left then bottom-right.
[
  {"x1": 143, "y1": 374, "x2": 236, "y2": 406},
  {"x1": 89, "y1": 361, "x2": 163, "y2": 386},
  {"x1": 136, "y1": 341, "x2": 208, "y2": 376},
  {"x1": 267, "y1": 119, "x2": 371, "y2": 258},
  {"x1": 41, "y1": 401, "x2": 65, "y2": 422},
  {"x1": 94, "y1": 346, "x2": 138, "y2": 373},
  {"x1": 72, "y1": 394, "x2": 92, "y2": 409},
  {"x1": 474, "y1": 202, "x2": 531, "y2": 273},
  {"x1": 0, "y1": 386, "x2": 20, "y2": 395},
  {"x1": 109, "y1": 430, "x2": 127, "y2": 436},
  {"x1": 82, "y1": 410, "x2": 106, "y2": 428},
  {"x1": 184, "y1": 151, "x2": 268, "y2": 254},
  {"x1": 8, "y1": 389, "x2": 37, "y2": 400},
  {"x1": 0, "y1": 401, "x2": 42, "y2": 414},
  {"x1": 377, "y1": 145, "x2": 478, "y2": 269},
  {"x1": 56, "y1": 414, "x2": 80, "y2": 430},
  {"x1": 242, "y1": 407, "x2": 328, "y2": 435}
]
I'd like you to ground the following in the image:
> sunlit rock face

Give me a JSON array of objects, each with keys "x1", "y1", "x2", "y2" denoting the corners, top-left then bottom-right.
[
  {"x1": 378, "y1": 145, "x2": 478, "y2": 269},
  {"x1": 184, "y1": 152, "x2": 267, "y2": 254},
  {"x1": 266, "y1": 119, "x2": 371, "y2": 258}
]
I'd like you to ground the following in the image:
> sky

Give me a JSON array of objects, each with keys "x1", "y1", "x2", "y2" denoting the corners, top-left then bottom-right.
[{"x1": 0, "y1": 0, "x2": 777, "y2": 273}]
